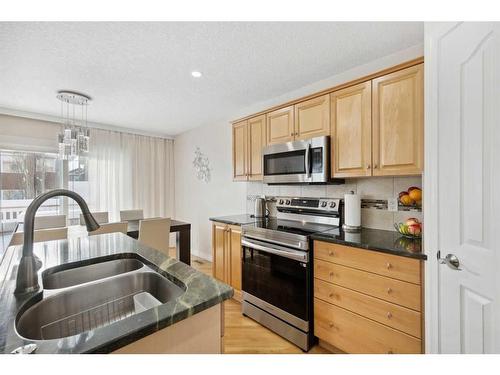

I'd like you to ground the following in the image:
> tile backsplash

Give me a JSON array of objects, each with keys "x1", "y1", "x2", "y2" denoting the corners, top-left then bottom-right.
[{"x1": 246, "y1": 176, "x2": 423, "y2": 232}]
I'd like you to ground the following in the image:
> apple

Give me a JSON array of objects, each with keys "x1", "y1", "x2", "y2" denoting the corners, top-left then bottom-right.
[
  {"x1": 408, "y1": 223, "x2": 421, "y2": 236},
  {"x1": 405, "y1": 218, "x2": 420, "y2": 226}
]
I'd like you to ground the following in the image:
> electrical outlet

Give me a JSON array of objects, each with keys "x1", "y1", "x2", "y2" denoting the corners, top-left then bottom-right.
[{"x1": 387, "y1": 197, "x2": 398, "y2": 212}]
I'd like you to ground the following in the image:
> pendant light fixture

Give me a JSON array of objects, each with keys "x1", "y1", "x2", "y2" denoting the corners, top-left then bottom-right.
[{"x1": 56, "y1": 90, "x2": 91, "y2": 160}]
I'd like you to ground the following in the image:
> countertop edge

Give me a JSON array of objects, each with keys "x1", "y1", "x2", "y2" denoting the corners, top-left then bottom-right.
[{"x1": 310, "y1": 233, "x2": 427, "y2": 260}]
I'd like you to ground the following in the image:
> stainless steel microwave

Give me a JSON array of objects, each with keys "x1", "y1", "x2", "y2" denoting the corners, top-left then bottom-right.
[{"x1": 262, "y1": 136, "x2": 329, "y2": 184}]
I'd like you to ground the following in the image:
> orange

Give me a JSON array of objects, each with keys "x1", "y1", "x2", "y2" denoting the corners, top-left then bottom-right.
[{"x1": 408, "y1": 188, "x2": 422, "y2": 201}]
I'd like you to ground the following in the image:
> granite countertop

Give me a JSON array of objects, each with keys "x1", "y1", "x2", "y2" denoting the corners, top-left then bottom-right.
[
  {"x1": 311, "y1": 227, "x2": 426, "y2": 260},
  {"x1": 0, "y1": 233, "x2": 233, "y2": 354},
  {"x1": 209, "y1": 214, "x2": 262, "y2": 226}
]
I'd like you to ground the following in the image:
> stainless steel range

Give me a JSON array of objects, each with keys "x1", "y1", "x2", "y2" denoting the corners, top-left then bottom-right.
[{"x1": 241, "y1": 196, "x2": 342, "y2": 351}]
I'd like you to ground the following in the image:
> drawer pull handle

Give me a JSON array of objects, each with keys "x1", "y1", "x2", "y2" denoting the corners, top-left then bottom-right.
[
  {"x1": 328, "y1": 322, "x2": 338, "y2": 330},
  {"x1": 386, "y1": 262, "x2": 392, "y2": 269},
  {"x1": 387, "y1": 350, "x2": 394, "y2": 354},
  {"x1": 328, "y1": 250, "x2": 335, "y2": 256},
  {"x1": 387, "y1": 287, "x2": 393, "y2": 294},
  {"x1": 387, "y1": 312, "x2": 393, "y2": 319}
]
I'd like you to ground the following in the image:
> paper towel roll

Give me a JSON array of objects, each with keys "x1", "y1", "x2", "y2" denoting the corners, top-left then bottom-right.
[{"x1": 344, "y1": 193, "x2": 361, "y2": 228}]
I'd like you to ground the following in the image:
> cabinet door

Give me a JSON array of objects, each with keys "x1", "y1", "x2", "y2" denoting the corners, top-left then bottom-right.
[
  {"x1": 232, "y1": 121, "x2": 248, "y2": 181},
  {"x1": 266, "y1": 106, "x2": 294, "y2": 145},
  {"x1": 331, "y1": 82, "x2": 372, "y2": 178},
  {"x1": 247, "y1": 115, "x2": 265, "y2": 181},
  {"x1": 294, "y1": 94, "x2": 330, "y2": 140},
  {"x1": 212, "y1": 222, "x2": 227, "y2": 281},
  {"x1": 372, "y1": 64, "x2": 424, "y2": 176},
  {"x1": 228, "y1": 225, "x2": 242, "y2": 291}
]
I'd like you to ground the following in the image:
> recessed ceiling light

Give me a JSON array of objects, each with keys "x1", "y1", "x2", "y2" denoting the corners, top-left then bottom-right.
[{"x1": 191, "y1": 71, "x2": 202, "y2": 78}]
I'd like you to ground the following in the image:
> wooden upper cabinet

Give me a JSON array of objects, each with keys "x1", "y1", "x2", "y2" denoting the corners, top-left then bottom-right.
[
  {"x1": 331, "y1": 82, "x2": 372, "y2": 178},
  {"x1": 372, "y1": 64, "x2": 424, "y2": 176},
  {"x1": 232, "y1": 120, "x2": 248, "y2": 181},
  {"x1": 294, "y1": 94, "x2": 330, "y2": 140},
  {"x1": 266, "y1": 106, "x2": 294, "y2": 145},
  {"x1": 247, "y1": 115, "x2": 265, "y2": 180}
]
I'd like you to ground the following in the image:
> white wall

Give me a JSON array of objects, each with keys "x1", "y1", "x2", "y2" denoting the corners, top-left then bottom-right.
[
  {"x1": 174, "y1": 121, "x2": 247, "y2": 260},
  {"x1": 174, "y1": 44, "x2": 424, "y2": 261}
]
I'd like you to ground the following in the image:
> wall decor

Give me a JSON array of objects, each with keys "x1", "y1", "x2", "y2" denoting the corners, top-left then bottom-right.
[{"x1": 192, "y1": 147, "x2": 211, "y2": 183}]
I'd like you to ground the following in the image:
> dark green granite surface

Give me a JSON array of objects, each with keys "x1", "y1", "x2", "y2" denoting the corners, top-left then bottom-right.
[
  {"x1": 311, "y1": 227, "x2": 426, "y2": 260},
  {"x1": 209, "y1": 214, "x2": 261, "y2": 226},
  {"x1": 0, "y1": 233, "x2": 233, "y2": 354}
]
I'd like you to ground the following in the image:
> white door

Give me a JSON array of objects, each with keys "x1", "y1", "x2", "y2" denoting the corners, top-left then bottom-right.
[{"x1": 425, "y1": 22, "x2": 500, "y2": 353}]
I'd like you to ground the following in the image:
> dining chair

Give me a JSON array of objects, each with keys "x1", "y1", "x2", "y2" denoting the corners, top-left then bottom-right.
[
  {"x1": 10, "y1": 227, "x2": 68, "y2": 246},
  {"x1": 33, "y1": 215, "x2": 66, "y2": 230},
  {"x1": 120, "y1": 209, "x2": 144, "y2": 222},
  {"x1": 138, "y1": 217, "x2": 171, "y2": 255},
  {"x1": 88, "y1": 221, "x2": 128, "y2": 236},
  {"x1": 80, "y1": 211, "x2": 109, "y2": 225}
]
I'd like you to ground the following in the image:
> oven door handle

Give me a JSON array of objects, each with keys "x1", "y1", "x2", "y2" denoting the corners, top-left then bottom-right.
[
  {"x1": 241, "y1": 238, "x2": 308, "y2": 262},
  {"x1": 304, "y1": 143, "x2": 311, "y2": 179}
]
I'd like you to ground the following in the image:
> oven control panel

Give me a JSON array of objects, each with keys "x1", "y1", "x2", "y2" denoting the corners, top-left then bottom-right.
[{"x1": 275, "y1": 196, "x2": 341, "y2": 212}]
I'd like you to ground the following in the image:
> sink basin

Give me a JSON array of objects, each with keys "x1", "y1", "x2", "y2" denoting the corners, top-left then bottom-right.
[
  {"x1": 16, "y1": 271, "x2": 184, "y2": 340},
  {"x1": 42, "y1": 258, "x2": 144, "y2": 289}
]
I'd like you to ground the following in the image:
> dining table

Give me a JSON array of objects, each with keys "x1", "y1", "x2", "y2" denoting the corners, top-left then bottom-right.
[
  {"x1": 14, "y1": 218, "x2": 192, "y2": 266},
  {"x1": 125, "y1": 219, "x2": 191, "y2": 265}
]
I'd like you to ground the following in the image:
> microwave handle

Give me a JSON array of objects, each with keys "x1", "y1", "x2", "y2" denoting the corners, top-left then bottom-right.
[
  {"x1": 241, "y1": 238, "x2": 308, "y2": 262},
  {"x1": 305, "y1": 143, "x2": 311, "y2": 178}
]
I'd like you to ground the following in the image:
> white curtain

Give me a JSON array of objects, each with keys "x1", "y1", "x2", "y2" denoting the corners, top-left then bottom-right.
[{"x1": 88, "y1": 128, "x2": 174, "y2": 222}]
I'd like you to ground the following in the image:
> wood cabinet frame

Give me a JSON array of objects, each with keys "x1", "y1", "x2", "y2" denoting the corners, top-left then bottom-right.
[{"x1": 331, "y1": 82, "x2": 372, "y2": 178}]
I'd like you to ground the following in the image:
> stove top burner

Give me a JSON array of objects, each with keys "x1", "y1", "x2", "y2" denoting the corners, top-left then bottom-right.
[{"x1": 245, "y1": 218, "x2": 336, "y2": 237}]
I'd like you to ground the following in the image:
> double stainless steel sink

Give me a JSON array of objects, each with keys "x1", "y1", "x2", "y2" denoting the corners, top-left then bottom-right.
[{"x1": 16, "y1": 256, "x2": 185, "y2": 341}]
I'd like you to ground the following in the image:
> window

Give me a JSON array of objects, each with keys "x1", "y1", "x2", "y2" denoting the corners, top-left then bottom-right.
[{"x1": 0, "y1": 150, "x2": 63, "y2": 231}]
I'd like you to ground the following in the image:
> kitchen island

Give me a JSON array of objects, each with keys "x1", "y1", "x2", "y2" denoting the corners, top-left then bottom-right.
[{"x1": 0, "y1": 233, "x2": 232, "y2": 354}]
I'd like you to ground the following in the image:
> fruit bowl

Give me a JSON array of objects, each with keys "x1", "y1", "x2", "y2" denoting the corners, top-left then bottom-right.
[{"x1": 394, "y1": 222, "x2": 422, "y2": 239}]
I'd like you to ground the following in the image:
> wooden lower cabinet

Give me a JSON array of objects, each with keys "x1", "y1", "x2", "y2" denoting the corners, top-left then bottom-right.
[
  {"x1": 113, "y1": 304, "x2": 223, "y2": 354},
  {"x1": 211, "y1": 221, "x2": 242, "y2": 300},
  {"x1": 314, "y1": 299, "x2": 421, "y2": 354},
  {"x1": 313, "y1": 240, "x2": 423, "y2": 354}
]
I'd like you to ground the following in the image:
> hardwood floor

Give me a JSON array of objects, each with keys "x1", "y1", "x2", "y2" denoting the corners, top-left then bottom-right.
[{"x1": 185, "y1": 251, "x2": 331, "y2": 354}]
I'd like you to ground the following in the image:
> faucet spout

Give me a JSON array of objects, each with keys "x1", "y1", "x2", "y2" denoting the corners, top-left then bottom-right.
[{"x1": 15, "y1": 189, "x2": 100, "y2": 295}]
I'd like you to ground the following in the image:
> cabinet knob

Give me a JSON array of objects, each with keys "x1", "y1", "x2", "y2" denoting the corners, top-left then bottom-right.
[
  {"x1": 387, "y1": 312, "x2": 393, "y2": 319},
  {"x1": 329, "y1": 271, "x2": 335, "y2": 278},
  {"x1": 328, "y1": 250, "x2": 335, "y2": 256},
  {"x1": 386, "y1": 262, "x2": 392, "y2": 269},
  {"x1": 387, "y1": 350, "x2": 394, "y2": 354},
  {"x1": 374, "y1": 164, "x2": 378, "y2": 169},
  {"x1": 328, "y1": 322, "x2": 337, "y2": 329},
  {"x1": 328, "y1": 292, "x2": 335, "y2": 299},
  {"x1": 366, "y1": 165, "x2": 371, "y2": 169},
  {"x1": 387, "y1": 287, "x2": 393, "y2": 294}
]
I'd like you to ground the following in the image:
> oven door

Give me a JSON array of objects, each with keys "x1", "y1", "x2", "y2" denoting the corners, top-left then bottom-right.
[
  {"x1": 262, "y1": 136, "x2": 328, "y2": 184},
  {"x1": 241, "y1": 237, "x2": 310, "y2": 322}
]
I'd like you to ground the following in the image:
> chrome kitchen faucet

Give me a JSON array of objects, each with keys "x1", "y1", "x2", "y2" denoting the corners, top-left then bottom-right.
[{"x1": 14, "y1": 189, "x2": 100, "y2": 295}]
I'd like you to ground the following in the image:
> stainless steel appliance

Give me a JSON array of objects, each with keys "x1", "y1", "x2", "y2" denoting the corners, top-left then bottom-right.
[
  {"x1": 253, "y1": 197, "x2": 268, "y2": 218},
  {"x1": 262, "y1": 136, "x2": 329, "y2": 184},
  {"x1": 241, "y1": 196, "x2": 342, "y2": 351}
]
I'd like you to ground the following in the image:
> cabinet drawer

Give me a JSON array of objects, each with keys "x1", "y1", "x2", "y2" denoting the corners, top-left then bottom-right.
[
  {"x1": 314, "y1": 241, "x2": 421, "y2": 284},
  {"x1": 314, "y1": 259, "x2": 421, "y2": 311},
  {"x1": 314, "y1": 278, "x2": 421, "y2": 338},
  {"x1": 314, "y1": 298, "x2": 421, "y2": 354}
]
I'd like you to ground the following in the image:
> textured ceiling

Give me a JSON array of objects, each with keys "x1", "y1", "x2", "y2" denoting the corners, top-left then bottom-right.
[{"x1": 0, "y1": 22, "x2": 423, "y2": 136}]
